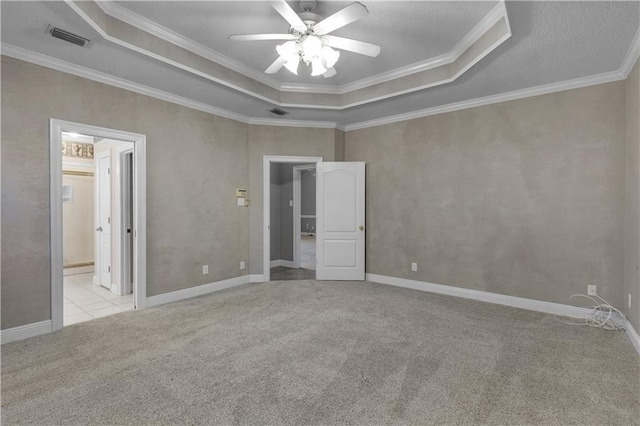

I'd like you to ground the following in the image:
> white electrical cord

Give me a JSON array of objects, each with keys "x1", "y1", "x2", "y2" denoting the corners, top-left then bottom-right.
[{"x1": 555, "y1": 293, "x2": 626, "y2": 331}]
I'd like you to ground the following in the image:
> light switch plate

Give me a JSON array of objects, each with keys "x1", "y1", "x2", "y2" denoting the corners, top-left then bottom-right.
[
  {"x1": 203, "y1": 265, "x2": 209, "y2": 275},
  {"x1": 587, "y1": 285, "x2": 596, "y2": 296},
  {"x1": 411, "y1": 262, "x2": 418, "y2": 272}
]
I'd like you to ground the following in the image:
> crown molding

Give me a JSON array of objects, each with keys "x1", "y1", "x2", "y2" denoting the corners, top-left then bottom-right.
[
  {"x1": 336, "y1": 0, "x2": 509, "y2": 94},
  {"x1": 0, "y1": 44, "x2": 339, "y2": 130},
  {"x1": 621, "y1": 27, "x2": 640, "y2": 77},
  {"x1": 344, "y1": 69, "x2": 626, "y2": 131},
  {"x1": 65, "y1": 0, "x2": 282, "y2": 108},
  {"x1": 67, "y1": 0, "x2": 510, "y2": 110},
  {"x1": 96, "y1": 0, "x2": 509, "y2": 97},
  {"x1": 96, "y1": 0, "x2": 283, "y2": 91},
  {"x1": 3, "y1": 41, "x2": 632, "y2": 134},
  {"x1": 287, "y1": 23, "x2": 511, "y2": 111}
]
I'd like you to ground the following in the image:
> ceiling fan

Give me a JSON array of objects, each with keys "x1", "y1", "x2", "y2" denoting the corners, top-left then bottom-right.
[{"x1": 229, "y1": 0, "x2": 381, "y2": 78}]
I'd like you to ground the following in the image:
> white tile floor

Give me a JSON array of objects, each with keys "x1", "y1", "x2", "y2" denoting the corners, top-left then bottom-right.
[{"x1": 64, "y1": 273, "x2": 133, "y2": 326}]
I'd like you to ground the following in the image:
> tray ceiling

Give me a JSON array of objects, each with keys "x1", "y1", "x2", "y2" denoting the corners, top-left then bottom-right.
[{"x1": 1, "y1": 1, "x2": 638, "y2": 129}]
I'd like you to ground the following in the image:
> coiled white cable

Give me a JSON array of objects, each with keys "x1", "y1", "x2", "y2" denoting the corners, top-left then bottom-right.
[{"x1": 555, "y1": 293, "x2": 626, "y2": 331}]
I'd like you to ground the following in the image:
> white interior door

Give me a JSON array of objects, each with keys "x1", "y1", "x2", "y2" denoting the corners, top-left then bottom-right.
[
  {"x1": 316, "y1": 162, "x2": 365, "y2": 280},
  {"x1": 96, "y1": 150, "x2": 112, "y2": 288}
]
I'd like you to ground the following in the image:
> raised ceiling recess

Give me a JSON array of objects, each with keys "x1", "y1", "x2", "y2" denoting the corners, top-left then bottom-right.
[{"x1": 66, "y1": 0, "x2": 511, "y2": 110}]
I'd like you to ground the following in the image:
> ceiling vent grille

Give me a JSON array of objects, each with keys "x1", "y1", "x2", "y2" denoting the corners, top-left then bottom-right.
[
  {"x1": 47, "y1": 25, "x2": 91, "y2": 47},
  {"x1": 268, "y1": 108, "x2": 289, "y2": 116}
]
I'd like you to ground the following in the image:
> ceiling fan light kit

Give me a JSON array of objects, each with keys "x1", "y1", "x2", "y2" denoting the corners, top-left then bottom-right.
[{"x1": 229, "y1": 0, "x2": 380, "y2": 78}]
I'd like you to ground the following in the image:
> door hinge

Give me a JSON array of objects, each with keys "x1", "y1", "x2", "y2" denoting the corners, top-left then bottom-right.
[
  {"x1": 108, "y1": 266, "x2": 111, "y2": 273},
  {"x1": 108, "y1": 217, "x2": 111, "y2": 224},
  {"x1": 108, "y1": 168, "x2": 111, "y2": 175}
]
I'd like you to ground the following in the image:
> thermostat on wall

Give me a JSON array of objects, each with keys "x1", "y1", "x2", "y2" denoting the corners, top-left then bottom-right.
[{"x1": 236, "y1": 189, "x2": 249, "y2": 207}]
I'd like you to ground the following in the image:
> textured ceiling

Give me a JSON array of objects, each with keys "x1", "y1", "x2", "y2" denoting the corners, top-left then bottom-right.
[
  {"x1": 111, "y1": 1, "x2": 498, "y2": 86},
  {"x1": 0, "y1": 1, "x2": 638, "y2": 128}
]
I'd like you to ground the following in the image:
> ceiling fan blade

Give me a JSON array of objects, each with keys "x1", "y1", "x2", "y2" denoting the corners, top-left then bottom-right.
[
  {"x1": 229, "y1": 34, "x2": 298, "y2": 41},
  {"x1": 323, "y1": 35, "x2": 380, "y2": 57},
  {"x1": 269, "y1": 0, "x2": 307, "y2": 33},
  {"x1": 323, "y1": 67, "x2": 337, "y2": 78},
  {"x1": 313, "y1": 2, "x2": 369, "y2": 36},
  {"x1": 265, "y1": 56, "x2": 287, "y2": 74}
]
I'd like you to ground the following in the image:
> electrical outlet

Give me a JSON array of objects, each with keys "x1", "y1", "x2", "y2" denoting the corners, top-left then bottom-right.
[
  {"x1": 411, "y1": 262, "x2": 418, "y2": 272},
  {"x1": 587, "y1": 285, "x2": 597, "y2": 296},
  {"x1": 629, "y1": 293, "x2": 632, "y2": 309},
  {"x1": 202, "y1": 265, "x2": 209, "y2": 275},
  {"x1": 240, "y1": 261, "x2": 246, "y2": 270}
]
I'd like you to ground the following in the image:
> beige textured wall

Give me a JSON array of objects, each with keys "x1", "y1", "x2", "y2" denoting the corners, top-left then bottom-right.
[
  {"x1": 247, "y1": 125, "x2": 336, "y2": 274},
  {"x1": 625, "y1": 58, "x2": 640, "y2": 331},
  {"x1": 345, "y1": 82, "x2": 627, "y2": 307},
  {"x1": 1, "y1": 56, "x2": 249, "y2": 329},
  {"x1": 335, "y1": 129, "x2": 345, "y2": 161},
  {"x1": 62, "y1": 164, "x2": 94, "y2": 267}
]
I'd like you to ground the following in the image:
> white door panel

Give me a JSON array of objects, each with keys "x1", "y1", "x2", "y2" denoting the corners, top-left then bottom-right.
[
  {"x1": 316, "y1": 162, "x2": 365, "y2": 280},
  {"x1": 96, "y1": 151, "x2": 111, "y2": 289},
  {"x1": 323, "y1": 240, "x2": 357, "y2": 267}
]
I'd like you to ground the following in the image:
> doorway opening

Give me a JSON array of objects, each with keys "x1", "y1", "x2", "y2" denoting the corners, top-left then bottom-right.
[
  {"x1": 51, "y1": 120, "x2": 147, "y2": 332},
  {"x1": 293, "y1": 165, "x2": 316, "y2": 272},
  {"x1": 263, "y1": 156, "x2": 322, "y2": 282}
]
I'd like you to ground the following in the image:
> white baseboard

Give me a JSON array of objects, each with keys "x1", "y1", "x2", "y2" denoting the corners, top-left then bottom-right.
[
  {"x1": 146, "y1": 275, "x2": 250, "y2": 308},
  {"x1": 366, "y1": 274, "x2": 592, "y2": 318},
  {"x1": 250, "y1": 274, "x2": 265, "y2": 283},
  {"x1": 1, "y1": 320, "x2": 53, "y2": 345},
  {"x1": 270, "y1": 259, "x2": 295, "y2": 268},
  {"x1": 64, "y1": 265, "x2": 94, "y2": 276},
  {"x1": 626, "y1": 321, "x2": 640, "y2": 356}
]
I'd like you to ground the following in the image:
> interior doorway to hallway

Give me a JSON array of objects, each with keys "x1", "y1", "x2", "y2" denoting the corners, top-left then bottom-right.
[
  {"x1": 51, "y1": 120, "x2": 147, "y2": 332},
  {"x1": 268, "y1": 161, "x2": 317, "y2": 281},
  {"x1": 263, "y1": 156, "x2": 322, "y2": 282}
]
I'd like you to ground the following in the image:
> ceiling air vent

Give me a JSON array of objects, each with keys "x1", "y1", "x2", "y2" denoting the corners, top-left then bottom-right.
[
  {"x1": 47, "y1": 25, "x2": 91, "y2": 47},
  {"x1": 268, "y1": 108, "x2": 289, "y2": 116}
]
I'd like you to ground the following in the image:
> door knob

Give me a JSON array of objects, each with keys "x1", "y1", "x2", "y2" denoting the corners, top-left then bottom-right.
[
  {"x1": 359, "y1": 225, "x2": 365, "y2": 231},
  {"x1": 96, "y1": 227, "x2": 103, "y2": 232}
]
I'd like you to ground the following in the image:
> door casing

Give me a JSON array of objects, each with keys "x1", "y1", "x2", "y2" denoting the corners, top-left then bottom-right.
[
  {"x1": 50, "y1": 119, "x2": 147, "y2": 331},
  {"x1": 262, "y1": 156, "x2": 322, "y2": 282}
]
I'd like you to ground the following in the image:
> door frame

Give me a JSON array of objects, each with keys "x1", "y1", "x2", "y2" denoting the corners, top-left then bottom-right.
[
  {"x1": 263, "y1": 155, "x2": 322, "y2": 282},
  {"x1": 292, "y1": 164, "x2": 316, "y2": 269},
  {"x1": 95, "y1": 149, "x2": 112, "y2": 290},
  {"x1": 50, "y1": 119, "x2": 147, "y2": 332},
  {"x1": 119, "y1": 149, "x2": 134, "y2": 296}
]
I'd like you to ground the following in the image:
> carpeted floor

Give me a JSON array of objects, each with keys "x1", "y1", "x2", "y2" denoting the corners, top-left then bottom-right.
[{"x1": 2, "y1": 279, "x2": 639, "y2": 425}]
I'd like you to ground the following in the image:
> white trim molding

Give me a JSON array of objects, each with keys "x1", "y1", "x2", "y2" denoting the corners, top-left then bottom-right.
[
  {"x1": 626, "y1": 321, "x2": 640, "y2": 356},
  {"x1": 1, "y1": 321, "x2": 53, "y2": 345},
  {"x1": 97, "y1": 0, "x2": 509, "y2": 96},
  {"x1": 249, "y1": 274, "x2": 265, "y2": 283},
  {"x1": 0, "y1": 44, "x2": 339, "y2": 130},
  {"x1": 96, "y1": 0, "x2": 283, "y2": 91},
  {"x1": 270, "y1": 259, "x2": 296, "y2": 268},
  {"x1": 345, "y1": 70, "x2": 627, "y2": 131},
  {"x1": 366, "y1": 274, "x2": 592, "y2": 318},
  {"x1": 146, "y1": 275, "x2": 250, "y2": 308},
  {"x1": 620, "y1": 28, "x2": 640, "y2": 78}
]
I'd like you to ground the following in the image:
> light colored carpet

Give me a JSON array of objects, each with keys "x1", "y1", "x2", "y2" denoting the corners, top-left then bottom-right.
[{"x1": 2, "y1": 279, "x2": 639, "y2": 425}]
